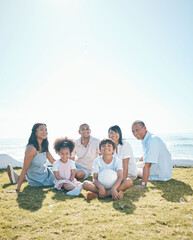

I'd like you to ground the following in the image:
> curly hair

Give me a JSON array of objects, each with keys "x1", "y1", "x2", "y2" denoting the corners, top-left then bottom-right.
[
  {"x1": 53, "y1": 137, "x2": 75, "y2": 154},
  {"x1": 27, "y1": 123, "x2": 49, "y2": 152}
]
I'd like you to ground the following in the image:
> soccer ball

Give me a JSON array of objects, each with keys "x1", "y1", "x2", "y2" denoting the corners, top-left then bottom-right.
[{"x1": 98, "y1": 169, "x2": 118, "y2": 189}]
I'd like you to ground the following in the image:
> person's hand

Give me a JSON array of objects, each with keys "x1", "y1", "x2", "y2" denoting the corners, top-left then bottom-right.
[
  {"x1": 133, "y1": 185, "x2": 146, "y2": 189},
  {"x1": 111, "y1": 188, "x2": 120, "y2": 201}
]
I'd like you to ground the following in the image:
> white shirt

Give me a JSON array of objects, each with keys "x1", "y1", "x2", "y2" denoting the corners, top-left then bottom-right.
[
  {"x1": 114, "y1": 140, "x2": 138, "y2": 178},
  {"x1": 71, "y1": 136, "x2": 100, "y2": 173},
  {"x1": 93, "y1": 155, "x2": 123, "y2": 174},
  {"x1": 142, "y1": 131, "x2": 173, "y2": 181},
  {"x1": 52, "y1": 159, "x2": 76, "y2": 171}
]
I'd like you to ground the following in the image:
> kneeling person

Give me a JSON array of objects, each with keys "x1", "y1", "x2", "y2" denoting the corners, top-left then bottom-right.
[{"x1": 83, "y1": 139, "x2": 133, "y2": 200}]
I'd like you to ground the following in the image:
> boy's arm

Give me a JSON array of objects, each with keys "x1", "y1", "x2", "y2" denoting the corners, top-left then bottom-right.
[
  {"x1": 111, "y1": 169, "x2": 123, "y2": 200},
  {"x1": 93, "y1": 172, "x2": 106, "y2": 197}
]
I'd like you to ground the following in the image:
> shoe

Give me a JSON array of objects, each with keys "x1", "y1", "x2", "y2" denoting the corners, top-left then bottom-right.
[
  {"x1": 86, "y1": 191, "x2": 98, "y2": 200},
  {"x1": 118, "y1": 191, "x2": 124, "y2": 200},
  {"x1": 7, "y1": 164, "x2": 19, "y2": 184},
  {"x1": 66, "y1": 184, "x2": 82, "y2": 196}
]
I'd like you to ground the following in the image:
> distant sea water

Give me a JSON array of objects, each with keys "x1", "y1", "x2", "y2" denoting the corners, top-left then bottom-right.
[{"x1": 0, "y1": 133, "x2": 193, "y2": 162}]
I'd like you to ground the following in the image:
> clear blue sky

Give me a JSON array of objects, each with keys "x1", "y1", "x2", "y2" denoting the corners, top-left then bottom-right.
[{"x1": 0, "y1": 0, "x2": 193, "y2": 139}]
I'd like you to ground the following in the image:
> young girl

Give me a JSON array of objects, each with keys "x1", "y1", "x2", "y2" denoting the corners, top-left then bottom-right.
[{"x1": 52, "y1": 138, "x2": 82, "y2": 196}]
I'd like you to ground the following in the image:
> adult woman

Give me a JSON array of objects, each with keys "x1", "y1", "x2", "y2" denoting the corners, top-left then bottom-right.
[
  {"x1": 7, "y1": 123, "x2": 55, "y2": 192},
  {"x1": 108, "y1": 125, "x2": 138, "y2": 180}
]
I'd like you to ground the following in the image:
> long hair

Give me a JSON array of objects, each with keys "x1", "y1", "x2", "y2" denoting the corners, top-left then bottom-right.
[
  {"x1": 108, "y1": 125, "x2": 123, "y2": 145},
  {"x1": 27, "y1": 123, "x2": 49, "y2": 152}
]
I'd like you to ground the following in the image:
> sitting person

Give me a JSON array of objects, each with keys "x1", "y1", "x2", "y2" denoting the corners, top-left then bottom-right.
[
  {"x1": 7, "y1": 123, "x2": 56, "y2": 192},
  {"x1": 52, "y1": 138, "x2": 82, "y2": 196},
  {"x1": 131, "y1": 120, "x2": 173, "y2": 189},
  {"x1": 70, "y1": 123, "x2": 100, "y2": 180},
  {"x1": 108, "y1": 125, "x2": 138, "y2": 180},
  {"x1": 82, "y1": 138, "x2": 133, "y2": 200}
]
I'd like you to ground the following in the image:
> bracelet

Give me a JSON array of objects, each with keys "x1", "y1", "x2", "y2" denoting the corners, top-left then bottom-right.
[{"x1": 141, "y1": 182, "x2": 147, "y2": 186}]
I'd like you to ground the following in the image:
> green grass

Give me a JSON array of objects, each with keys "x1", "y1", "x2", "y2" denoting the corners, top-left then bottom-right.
[{"x1": 0, "y1": 168, "x2": 193, "y2": 240}]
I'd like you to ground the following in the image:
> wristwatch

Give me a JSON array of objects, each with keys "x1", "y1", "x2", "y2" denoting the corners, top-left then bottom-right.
[{"x1": 141, "y1": 182, "x2": 147, "y2": 186}]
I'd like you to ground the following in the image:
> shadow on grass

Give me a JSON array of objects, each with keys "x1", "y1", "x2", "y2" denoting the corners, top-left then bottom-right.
[
  {"x1": 112, "y1": 178, "x2": 149, "y2": 214},
  {"x1": 16, "y1": 185, "x2": 52, "y2": 212},
  {"x1": 150, "y1": 178, "x2": 193, "y2": 202}
]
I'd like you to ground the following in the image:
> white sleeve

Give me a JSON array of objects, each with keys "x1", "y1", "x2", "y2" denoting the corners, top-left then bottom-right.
[
  {"x1": 52, "y1": 160, "x2": 60, "y2": 171},
  {"x1": 122, "y1": 141, "x2": 133, "y2": 159},
  {"x1": 69, "y1": 160, "x2": 76, "y2": 169},
  {"x1": 115, "y1": 157, "x2": 123, "y2": 171},
  {"x1": 93, "y1": 157, "x2": 100, "y2": 173}
]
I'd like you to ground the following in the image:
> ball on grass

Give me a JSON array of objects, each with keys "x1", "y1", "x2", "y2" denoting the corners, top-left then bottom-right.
[{"x1": 98, "y1": 169, "x2": 118, "y2": 189}]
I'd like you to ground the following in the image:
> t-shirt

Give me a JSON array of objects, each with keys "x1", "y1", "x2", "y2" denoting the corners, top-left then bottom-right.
[
  {"x1": 142, "y1": 131, "x2": 173, "y2": 181},
  {"x1": 93, "y1": 155, "x2": 123, "y2": 174},
  {"x1": 71, "y1": 136, "x2": 100, "y2": 173},
  {"x1": 52, "y1": 159, "x2": 76, "y2": 171},
  {"x1": 114, "y1": 140, "x2": 138, "y2": 178}
]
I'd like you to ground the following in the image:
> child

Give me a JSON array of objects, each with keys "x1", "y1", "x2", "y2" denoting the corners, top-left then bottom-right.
[
  {"x1": 82, "y1": 138, "x2": 133, "y2": 200},
  {"x1": 52, "y1": 137, "x2": 82, "y2": 196}
]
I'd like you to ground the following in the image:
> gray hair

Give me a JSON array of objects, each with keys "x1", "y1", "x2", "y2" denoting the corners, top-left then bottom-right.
[
  {"x1": 132, "y1": 120, "x2": 145, "y2": 128},
  {"x1": 79, "y1": 123, "x2": 90, "y2": 131}
]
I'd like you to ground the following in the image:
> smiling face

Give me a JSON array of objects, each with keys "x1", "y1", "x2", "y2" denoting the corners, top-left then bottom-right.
[
  {"x1": 79, "y1": 124, "x2": 91, "y2": 139},
  {"x1": 100, "y1": 142, "x2": 115, "y2": 156},
  {"x1": 108, "y1": 130, "x2": 120, "y2": 145},
  {"x1": 58, "y1": 148, "x2": 71, "y2": 163},
  {"x1": 35, "y1": 125, "x2": 48, "y2": 140},
  {"x1": 132, "y1": 123, "x2": 147, "y2": 140}
]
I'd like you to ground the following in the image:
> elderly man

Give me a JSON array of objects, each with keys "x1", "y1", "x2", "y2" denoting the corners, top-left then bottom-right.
[
  {"x1": 132, "y1": 120, "x2": 173, "y2": 189},
  {"x1": 70, "y1": 123, "x2": 100, "y2": 180}
]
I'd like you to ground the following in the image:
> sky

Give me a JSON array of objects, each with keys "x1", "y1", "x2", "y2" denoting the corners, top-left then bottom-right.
[{"x1": 0, "y1": 0, "x2": 193, "y2": 141}]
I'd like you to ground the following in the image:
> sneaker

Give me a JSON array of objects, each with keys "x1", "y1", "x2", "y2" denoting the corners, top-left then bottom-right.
[
  {"x1": 118, "y1": 191, "x2": 124, "y2": 200},
  {"x1": 7, "y1": 164, "x2": 19, "y2": 184},
  {"x1": 66, "y1": 184, "x2": 82, "y2": 196},
  {"x1": 86, "y1": 191, "x2": 98, "y2": 200}
]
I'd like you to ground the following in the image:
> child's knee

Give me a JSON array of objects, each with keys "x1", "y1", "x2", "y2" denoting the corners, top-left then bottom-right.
[{"x1": 82, "y1": 180, "x2": 91, "y2": 190}]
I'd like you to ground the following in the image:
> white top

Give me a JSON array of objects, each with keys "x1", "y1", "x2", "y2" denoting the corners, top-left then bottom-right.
[
  {"x1": 52, "y1": 159, "x2": 76, "y2": 171},
  {"x1": 142, "y1": 131, "x2": 173, "y2": 181},
  {"x1": 71, "y1": 136, "x2": 100, "y2": 173},
  {"x1": 93, "y1": 155, "x2": 123, "y2": 174},
  {"x1": 114, "y1": 140, "x2": 138, "y2": 178}
]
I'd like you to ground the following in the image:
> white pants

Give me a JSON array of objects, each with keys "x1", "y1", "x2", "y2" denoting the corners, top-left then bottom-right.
[{"x1": 136, "y1": 161, "x2": 145, "y2": 178}]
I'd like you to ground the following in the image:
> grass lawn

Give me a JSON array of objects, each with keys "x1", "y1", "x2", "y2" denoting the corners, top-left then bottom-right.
[{"x1": 0, "y1": 168, "x2": 193, "y2": 240}]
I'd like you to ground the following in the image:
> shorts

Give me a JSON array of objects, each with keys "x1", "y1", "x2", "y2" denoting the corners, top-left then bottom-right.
[{"x1": 75, "y1": 164, "x2": 91, "y2": 179}]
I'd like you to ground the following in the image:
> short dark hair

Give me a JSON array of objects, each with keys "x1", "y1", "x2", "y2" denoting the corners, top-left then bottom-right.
[
  {"x1": 132, "y1": 120, "x2": 146, "y2": 128},
  {"x1": 108, "y1": 125, "x2": 123, "y2": 145},
  {"x1": 99, "y1": 138, "x2": 116, "y2": 150},
  {"x1": 27, "y1": 123, "x2": 49, "y2": 152},
  {"x1": 53, "y1": 137, "x2": 75, "y2": 154}
]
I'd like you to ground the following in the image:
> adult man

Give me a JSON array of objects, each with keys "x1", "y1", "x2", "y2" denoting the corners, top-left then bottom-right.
[
  {"x1": 71, "y1": 123, "x2": 100, "y2": 180},
  {"x1": 132, "y1": 120, "x2": 173, "y2": 189}
]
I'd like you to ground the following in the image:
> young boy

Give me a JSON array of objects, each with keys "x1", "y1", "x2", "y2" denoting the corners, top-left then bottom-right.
[{"x1": 82, "y1": 139, "x2": 133, "y2": 200}]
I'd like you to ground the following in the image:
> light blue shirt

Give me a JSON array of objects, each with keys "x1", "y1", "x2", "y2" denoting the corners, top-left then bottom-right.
[{"x1": 142, "y1": 131, "x2": 173, "y2": 181}]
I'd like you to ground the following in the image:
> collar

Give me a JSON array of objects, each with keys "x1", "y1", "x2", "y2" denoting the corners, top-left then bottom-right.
[
  {"x1": 76, "y1": 135, "x2": 94, "y2": 146},
  {"x1": 142, "y1": 131, "x2": 151, "y2": 145}
]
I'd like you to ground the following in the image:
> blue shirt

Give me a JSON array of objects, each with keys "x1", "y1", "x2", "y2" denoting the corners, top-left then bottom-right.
[{"x1": 142, "y1": 131, "x2": 173, "y2": 181}]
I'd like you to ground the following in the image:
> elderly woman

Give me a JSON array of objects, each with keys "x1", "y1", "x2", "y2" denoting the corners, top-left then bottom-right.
[
  {"x1": 108, "y1": 125, "x2": 138, "y2": 180},
  {"x1": 7, "y1": 123, "x2": 55, "y2": 192}
]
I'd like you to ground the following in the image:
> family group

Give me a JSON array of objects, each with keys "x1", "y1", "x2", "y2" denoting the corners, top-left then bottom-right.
[{"x1": 7, "y1": 121, "x2": 173, "y2": 201}]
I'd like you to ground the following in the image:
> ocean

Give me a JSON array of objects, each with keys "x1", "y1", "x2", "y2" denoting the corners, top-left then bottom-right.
[{"x1": 0, "y1": 133, "x2": 193, "y2": 162}]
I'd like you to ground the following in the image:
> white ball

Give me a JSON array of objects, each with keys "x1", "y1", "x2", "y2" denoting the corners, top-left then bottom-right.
[{"x1": 98, "y1": 169, "x2": 118, "y2": 189}]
